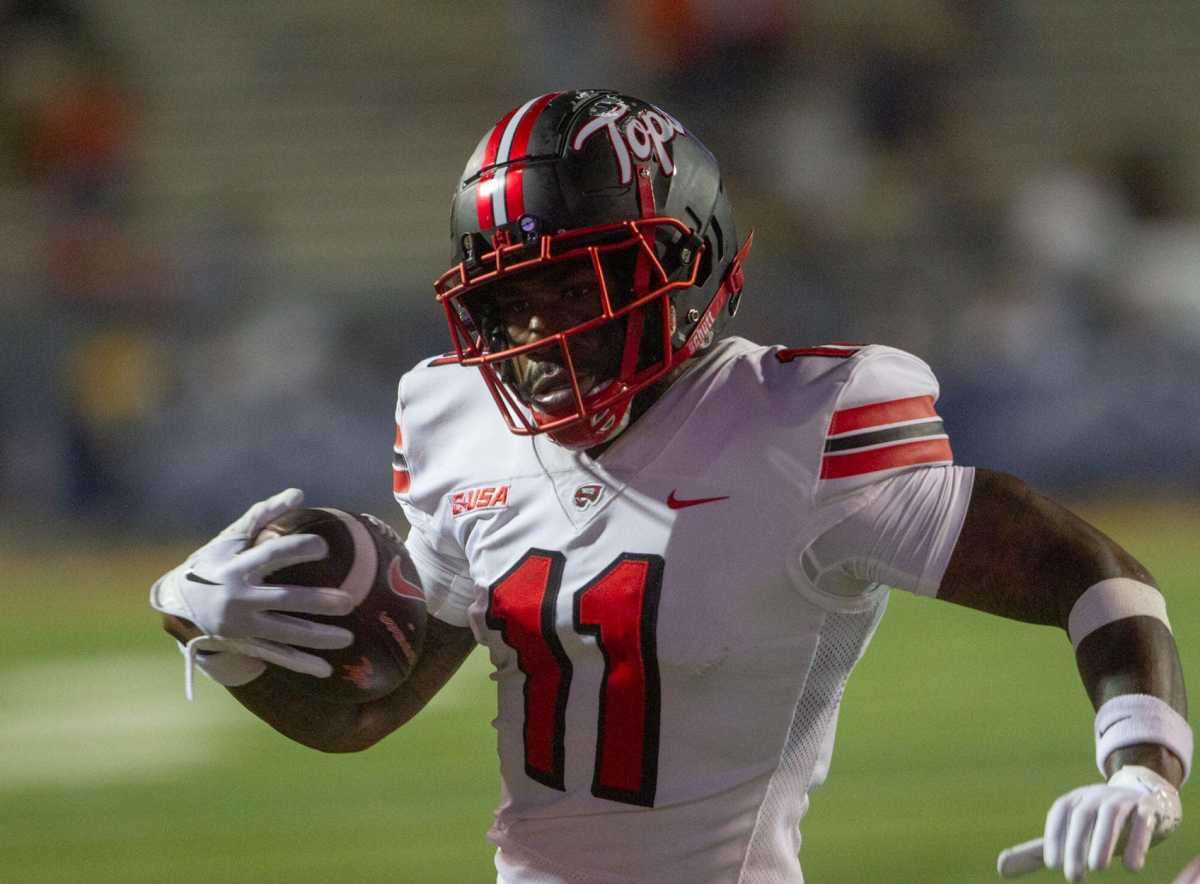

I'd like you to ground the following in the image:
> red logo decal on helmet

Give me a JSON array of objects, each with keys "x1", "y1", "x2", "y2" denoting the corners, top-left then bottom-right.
[{"x1": 571, "y1": 101, "x2": 686, "y2": 185}]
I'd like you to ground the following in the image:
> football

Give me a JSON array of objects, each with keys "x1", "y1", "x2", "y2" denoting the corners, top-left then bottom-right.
[
  {"x1": 162, "y1": 506, "x2": 428, "y2": 703},
  {"x1": 252, "y1": 507, "x2": 428, "y2": 703}
]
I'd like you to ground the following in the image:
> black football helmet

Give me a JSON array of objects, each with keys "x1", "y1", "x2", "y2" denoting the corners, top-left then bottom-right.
[{"x1": 434, "y1": 89, "x2": 751, "y2": 450}]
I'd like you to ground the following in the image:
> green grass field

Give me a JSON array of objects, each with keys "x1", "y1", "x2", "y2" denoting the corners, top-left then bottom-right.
[{"x1": 2, "y1": 502, "x2": 1196, "y2": 883}]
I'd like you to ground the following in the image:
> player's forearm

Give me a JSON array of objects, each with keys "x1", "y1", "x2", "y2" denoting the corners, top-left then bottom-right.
[
  {"x1": 1075, "y1": 615, "x2": 1187, "y2": 784},
  {"x1": 938, "y1": 469, "x2": 1187, "y2": 784},
  {"x1": 226, "y1": 671, "x2": 434, "y2": 753},
  {"x1": 230, "y1": 615, "x2": 476, "y2": 753},
  {"x1": 163, "y1": 610, "x2": 386, "y2": 752},
  {"x1": 227, "y1": 669, "x2": 368, "y2": 752}
]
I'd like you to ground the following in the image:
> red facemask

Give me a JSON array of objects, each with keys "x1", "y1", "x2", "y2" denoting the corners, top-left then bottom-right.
[{"x1": 435, "y1": 218, "x2": 751, "y2": 450}]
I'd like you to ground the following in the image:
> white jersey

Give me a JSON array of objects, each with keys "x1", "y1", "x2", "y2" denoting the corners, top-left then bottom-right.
[{"x1": 393, "y1": 337, "x2": 974, "y2": 883}]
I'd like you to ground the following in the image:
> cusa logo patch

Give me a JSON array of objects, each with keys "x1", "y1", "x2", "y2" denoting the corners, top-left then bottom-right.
[{"x1": 451, "y1": 484, "x2": 510, "y2": 517}]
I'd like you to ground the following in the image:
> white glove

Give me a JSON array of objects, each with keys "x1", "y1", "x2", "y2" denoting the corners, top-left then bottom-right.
[
  {"x1": 1174, "y1": 856, "x2": 1200, "y2": 884},
  {"x1": 150, "y1": 488, "x2": 356, "y2": 694},
  {"x1": 997, "y1": 765, "x2": 1182, "y2": 882}
]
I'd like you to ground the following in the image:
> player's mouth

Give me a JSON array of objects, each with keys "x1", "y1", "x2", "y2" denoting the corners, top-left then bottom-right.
[{"x1": 526, "y1": 364, "x2": 604, "y2": 412}]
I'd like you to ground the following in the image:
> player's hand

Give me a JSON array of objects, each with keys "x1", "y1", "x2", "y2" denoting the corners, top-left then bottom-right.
[
  {"x1": 150, "y1": 488, "x2": 355, "y2": 679},
  {"x1": 997, "y1": 766, "x2": 1182, "y2": 882}
]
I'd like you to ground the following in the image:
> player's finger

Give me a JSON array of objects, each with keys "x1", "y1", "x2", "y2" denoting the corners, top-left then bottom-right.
[
  {"x1": 997, "y1": 838, "x2": 1045, "y2": 877},
  {"x1": 231, "y1": 637, "x2": 333, "y2": 678},
  {"x1": 249, "y1": 584, "x2": 355, "y2": 617},
  {"x1": 225, "y1": 488, "x2": 306, "y2": 539},
  {"x1": 1063, "y1": 799, "x2": 1099, "y2": 883},
  {"x1": 1172, "y1": 856, "x2": 1200, "y2": 884},
  {"x1": 1088, "y1": 799, "x2": 1133, "y2": 871},
  {"x1": 1122, "y1": 806, "x2": 1155, "y2": 872},
  {"x1": 236, "y1": 532, "x2": 328, "y2": 576},
  {"x1": 252, "y1": 611, "x2": 354, "y2": 649},
  {"x1": 1044, "y1": 793, "x2": 1079, "y2": 869}
]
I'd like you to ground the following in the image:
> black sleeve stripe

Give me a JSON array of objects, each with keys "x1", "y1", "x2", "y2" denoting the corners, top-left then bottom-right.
[{"x1": 824, "y1": 419, "x2": 945, "y2": 453}]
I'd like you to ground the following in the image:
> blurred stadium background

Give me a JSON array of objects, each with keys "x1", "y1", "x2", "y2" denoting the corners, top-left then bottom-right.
[{"x1": 1, "y1": 1, "x2": 1197, "y2": 881}]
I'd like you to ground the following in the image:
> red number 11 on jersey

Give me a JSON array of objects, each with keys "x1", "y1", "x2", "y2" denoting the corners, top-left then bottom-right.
[{"x1": 485, "y1": 549, "x2": 664, "y2": 808}]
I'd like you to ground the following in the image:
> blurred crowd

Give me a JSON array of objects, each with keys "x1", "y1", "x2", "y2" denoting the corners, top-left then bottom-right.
[{"x1": 3, "y1": 1, "x2": 1199, "y2": 535}]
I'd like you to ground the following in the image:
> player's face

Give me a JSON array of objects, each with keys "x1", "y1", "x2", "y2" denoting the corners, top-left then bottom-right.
[{"x1": 489, "y1": 261, "x2": 623, "y2": 413}]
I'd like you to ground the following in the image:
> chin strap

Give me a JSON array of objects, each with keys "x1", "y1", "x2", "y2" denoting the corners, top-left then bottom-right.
[{"x1": 679, "y1": 231, "x2": 754, "y2": 360}]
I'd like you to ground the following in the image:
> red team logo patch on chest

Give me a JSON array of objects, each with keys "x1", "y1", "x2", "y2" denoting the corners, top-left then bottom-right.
[
  {"x1": 451, "y1": 484, "x2": 511, "y2": 517},
  {"x1": 573, "y1": 483, "x2": 604, "y2": 510}
]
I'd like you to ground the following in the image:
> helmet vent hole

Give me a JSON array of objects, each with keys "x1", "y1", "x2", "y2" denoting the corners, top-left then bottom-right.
[{"x1": 710, "y1": 216, "x2": 725, "y2": 262}]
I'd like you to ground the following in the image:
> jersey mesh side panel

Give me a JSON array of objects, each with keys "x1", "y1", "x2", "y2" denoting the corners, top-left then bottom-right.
[{"x1": 738, "y1": 599, "x2": 888, "y2": 883}]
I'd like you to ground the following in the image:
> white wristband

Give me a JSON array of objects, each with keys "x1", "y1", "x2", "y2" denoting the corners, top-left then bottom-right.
[
  {"x1": 1068, "y1": 578, "x2": 1170, "y2": 650},
  {"x1": 1095, "y1": 693, "x2": 1193, "y2": 783}
]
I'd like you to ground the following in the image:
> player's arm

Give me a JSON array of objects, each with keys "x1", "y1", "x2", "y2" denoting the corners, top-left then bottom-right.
[
  {"x1": 232, "y1": 376, "x2": 488, "y2": 752},
  {"x1": 803, "y1": 347, "x2": 1189, "y2": 879},
  {"x1": 223, "y1": 615, "x2": 475, "y2": 753},
  {"x1": 938, "y1": 468, "x2": 1187, "y2": 784},
  {"x1": 936, "y1": 469, "x2": 1190, "y2": 880},
  {"x1": 151, "y1": 488, "x2": 478, "y2": 752}
]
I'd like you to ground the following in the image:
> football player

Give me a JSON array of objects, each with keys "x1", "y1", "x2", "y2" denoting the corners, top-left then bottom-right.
[{"x1": 152, "y1": 90, "x2": 1190, "y2": 883}]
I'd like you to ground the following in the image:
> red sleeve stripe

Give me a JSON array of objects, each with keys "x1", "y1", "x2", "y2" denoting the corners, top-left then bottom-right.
[
  {"x1": 776, "y1": 345, "x2": 861, "y2": 363},
  {"x1": 480, "y1": 92, "x2": 560, "y2": 228},
  {"x1": 828, "y1": 394, "x2": 936, "y2": 435},
  {"x1": 820, "y1": 437, "x2": 952, "y2": 480},
  {"x1": 393, "y1": 422, "x2": 411, "y2": 494}
]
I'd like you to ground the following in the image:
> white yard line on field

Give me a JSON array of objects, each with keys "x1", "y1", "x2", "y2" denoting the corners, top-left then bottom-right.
[
  {"x1": 0, "y1": 653, "x2": 247, "y2": 789},
  {"x1": 0, "y1": 647, "x2": 494, "y2": 789}
]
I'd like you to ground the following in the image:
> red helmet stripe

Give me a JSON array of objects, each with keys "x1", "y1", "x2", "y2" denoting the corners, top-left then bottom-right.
[
  {"x1": 504, "y1": 164, "x2": 526, "y2": 225},
  {"x1": 475, "y1": 106, "x2": 519, "y2": 230},
  {"x1": 488, "y1": 95, "x2": 541, "y2": 227},
  {"x1": 508, "y1": 92, "x2": 559, "y2": 160},
  {"x1": 476, "y1": 93, "x2": 560, "y2": 230},
  {"x1": 503, "y1": 91, "x2": 561, "y2": 222}
]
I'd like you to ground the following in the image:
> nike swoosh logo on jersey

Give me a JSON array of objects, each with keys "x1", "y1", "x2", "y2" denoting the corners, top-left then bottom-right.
[
  {"x1": 184, "y1": 571, "x2": 220, "y2": 586},
  {"x1": 666, "y1": 491, "x2": 730, "y2": 509}
]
